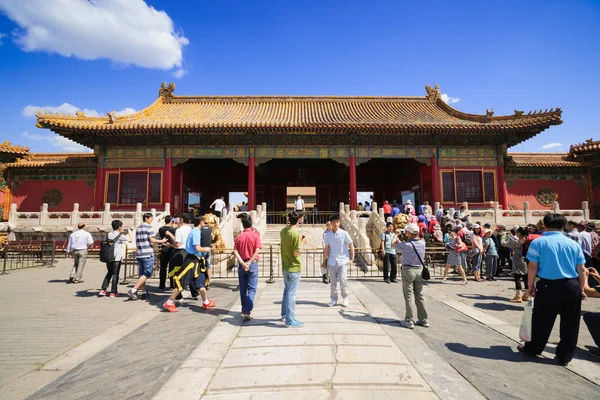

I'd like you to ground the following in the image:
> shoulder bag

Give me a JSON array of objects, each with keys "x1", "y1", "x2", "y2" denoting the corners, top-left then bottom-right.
[{"x1": 409, "y1": 241, "x2": 430, "y2": 280}]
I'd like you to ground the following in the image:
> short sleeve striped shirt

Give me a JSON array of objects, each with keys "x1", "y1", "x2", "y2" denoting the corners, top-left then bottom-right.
[{"x1": 136, "y1": 223, "x2": 156, "y2": 259}]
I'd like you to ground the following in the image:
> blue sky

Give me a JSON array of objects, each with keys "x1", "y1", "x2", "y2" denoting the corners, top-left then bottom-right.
[{"x1": 0, "y1": 0, "x2": 598, "y2": 153}]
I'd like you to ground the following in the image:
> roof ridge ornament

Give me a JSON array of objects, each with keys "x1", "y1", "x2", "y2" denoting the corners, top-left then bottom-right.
[
  {"x1": 486, "y1": 109, "x2": 494, "y2": 118},
  {"x1": 75, "y1": 111, "x2": 86, "y2": 118},
  {"x1": 107, "y1": 110, "x2": 117, "y2": 124},
  {"x1": 425, "y1": 84, "x2": 441, "y2": 101},
  {"x1": 159, "y1": 82, "x2": 176, "y2": 102}
]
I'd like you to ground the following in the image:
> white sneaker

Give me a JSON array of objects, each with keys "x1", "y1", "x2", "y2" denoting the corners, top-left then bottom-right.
[
  {"x1": 342, "y1": 297, "x2": 349, "y2": 307},
  {"x1": 327, "y1": 299, "x2": 336, "y2": 307}
]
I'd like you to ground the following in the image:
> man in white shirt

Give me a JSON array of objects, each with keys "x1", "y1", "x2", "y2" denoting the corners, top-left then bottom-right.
[
  {"x1": 294, "y1": 195, "x2": 304, "y2": 212},
  {"x1": 322, "y1": 214, "x2": 355, "y2": 307},
  {"x1": 67, "y1": 223, "x2": 94, "y2": 283},
  {"x1": 210, "y1": 196, "x2": 227, "y2": 220}
]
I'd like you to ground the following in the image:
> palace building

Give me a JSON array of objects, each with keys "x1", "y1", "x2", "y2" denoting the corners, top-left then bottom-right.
[{"x1": 2, "y1": 83, "x2": 598, "y2": 218}]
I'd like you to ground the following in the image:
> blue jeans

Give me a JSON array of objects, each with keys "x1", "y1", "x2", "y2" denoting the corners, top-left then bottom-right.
[
  {"x1": 282, "y1": 270, "x2": 301, "y2": 325},
  {"x1": 471, "y1": 253, "x2": 482, "y2": 272},
  {"x1": 137, "y1": 256, "x2": 154, "y2": 278},
  {"x1": 238, "y1": 262, "x2": 258, "y2": 314}
]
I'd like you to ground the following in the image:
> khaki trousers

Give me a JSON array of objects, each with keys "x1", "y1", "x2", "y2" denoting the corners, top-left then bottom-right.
[
  {"x1": 401, "y1": 266, "x2": 428, "y2": 323},
  {"x1": 70, "y1": 250, "x2": 88, "y2": 281}
]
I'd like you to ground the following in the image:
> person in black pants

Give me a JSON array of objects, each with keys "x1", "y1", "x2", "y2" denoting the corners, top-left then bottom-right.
[
  {"x1": 158, "y1": 216, "x2": 177, "y2": 291},
  {"x1": 380, "y1": 222, "x2": 399, "y2": 283},
  {"x1": 583, "y1": 267, "x2": 600, "y2": 357},
  {"x1": 517, "y1": 214, "x2": 587, "y2": 366},
  {"x1": 99, "y1": 220, "x2": 132, "y2": 297}
]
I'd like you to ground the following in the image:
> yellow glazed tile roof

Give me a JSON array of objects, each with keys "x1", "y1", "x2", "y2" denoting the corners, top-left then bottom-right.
[
  {"x1": 35, "y1": 83, "x2": 562, "y2": 135},
  {"x1": 0, "y1": 141, "x2": 29, "y2": 156},
  {"x1": 5, "y1": 153, "x2": 95, "y2": 168},
  {"x1": 506, "y1": 153, "x2": 590, "y2": 168}
]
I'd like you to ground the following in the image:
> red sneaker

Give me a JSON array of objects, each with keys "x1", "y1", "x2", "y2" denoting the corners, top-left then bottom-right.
[
  {"x1": 109, "y1": 292, "x2": 118, "y2": 298},
  {"x1": 98, "y1": 290, "x2": 107, "y2": 296},
  {"x1": 202, "y1": 300, "x2": 216, "y2": 309},
  {"x1": 163, "y1": 301, "x2": 178, "y2": 312}
]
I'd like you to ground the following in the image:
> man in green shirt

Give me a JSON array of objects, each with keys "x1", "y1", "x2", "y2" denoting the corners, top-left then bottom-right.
[{"x1": 280, "y1": 211, "x2": 308, "y2": 328}]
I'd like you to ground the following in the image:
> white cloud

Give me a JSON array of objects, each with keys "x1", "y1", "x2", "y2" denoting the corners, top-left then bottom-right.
[
  {"x1": 22, "y1": 103, "x2": 135, "y2": 118},
  {"x1": 172, "y1": 68, "x2": 188, "y2": 79},
  {"x1": 441, "y1": 93, "x2": 460, "y2": 104},
  {"x1": 0, "y1": 32, "x2": 5, "y2": 45},
  {"x1": 541, "y1": 142, "x2": 562, "y2": 150},
  {"x1": 21, "y1": 131, "x2": 92, "y2": 153},
  {"x1": 0, "y1": 0, "x2": 189, "y2": 70}
]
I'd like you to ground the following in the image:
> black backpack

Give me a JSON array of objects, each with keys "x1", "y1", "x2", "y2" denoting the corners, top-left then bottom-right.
[{"x1": 100, "y1": 233, "x2": 122, "y2": 263}]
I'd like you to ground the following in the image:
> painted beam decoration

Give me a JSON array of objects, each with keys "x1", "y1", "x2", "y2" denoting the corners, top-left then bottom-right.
[{"x1": 437, "y1": 146, "x2": 498, "y2": 167}]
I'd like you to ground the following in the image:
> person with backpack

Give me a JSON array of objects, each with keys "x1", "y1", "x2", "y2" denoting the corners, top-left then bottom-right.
[{"x1": 99, "y1": 220, "x2": 132, "y2": 297}]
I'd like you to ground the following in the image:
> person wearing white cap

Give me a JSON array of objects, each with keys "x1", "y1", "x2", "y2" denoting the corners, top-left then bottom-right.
[{"x1": 395, "y1": 223, "x2": 428, "y2": 329}]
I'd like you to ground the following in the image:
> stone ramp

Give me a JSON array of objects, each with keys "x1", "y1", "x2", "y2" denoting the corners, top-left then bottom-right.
[{"x1": 199, "y1": 280, "x2": 438, "y2": 398}]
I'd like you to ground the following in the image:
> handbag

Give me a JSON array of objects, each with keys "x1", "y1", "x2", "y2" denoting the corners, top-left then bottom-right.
[
  {"x1": 409, "y1": 241, "x2": 430, "y2": 280},
  {"x1": 456, "y1": 243, "x2": 469, "y2": 253},
  {"x1": 519, "y1": 298, "x2": 534, "y2": 342}
]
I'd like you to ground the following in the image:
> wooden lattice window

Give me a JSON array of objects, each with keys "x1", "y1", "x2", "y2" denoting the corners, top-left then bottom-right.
[
  {"x1": 456, "y1": 171, "x2": 483, "y2": 203},
  {"x1": 148, "y1": 173, "x2": 162, "y2": 203},
  {"x1": 483, "y1": 172, "x2": 496, "y2": 202},
  {"x1": 105, "y1": 171, "x2": 162, "y2": 205},
  {"x1": 442, "y1": 172, "x2": 455, "y2": 203},
  {"x1": 106, "y1": 173, "x2": 119, "y2": 203}
]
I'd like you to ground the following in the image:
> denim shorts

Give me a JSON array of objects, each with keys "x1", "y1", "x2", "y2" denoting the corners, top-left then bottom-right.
[
  {"x1": 137, "y1": 256, "x2": 155, "y2": 278},
  {"x1": 200, "y1": 252, "x2": 211, "y2": 270}
]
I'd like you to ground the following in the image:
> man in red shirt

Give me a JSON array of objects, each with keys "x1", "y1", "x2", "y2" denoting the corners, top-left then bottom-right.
[
  {"x1": 383, "y1": 201, "x2": 392, "y2": 220},
  {"x1": 234, "y1": 216, "x2": 262, "y2": 321}
]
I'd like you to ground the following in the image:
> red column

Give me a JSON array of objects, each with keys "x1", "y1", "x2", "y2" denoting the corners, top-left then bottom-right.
[
  {"x1": 248, "y1": 156, "x2": 256, "y2": 211},
  {"x1": 179, "y1": 167, "x2": 184, "y2": 213},
  {"x1": 94, "y1": 167, "x2": 104, "y2": 211},
  {"x1": 349, "y1": 156, "x2": 357, "y2": 210},
  {"x1": 431, "y1": 156, "x2": 440, "y2": 203},
  {"x1": 587, "y1": 168, "x2": 595, "y2": 218},
  {"x1": 3, "y1": 169, "x2": 11, "y2": 220},
  {"x1": 497, "y1": 166, "x2": 509, "y2": 210},
  {"x1": 163, "y1": 157, "x2": 172, "y2": 208}
]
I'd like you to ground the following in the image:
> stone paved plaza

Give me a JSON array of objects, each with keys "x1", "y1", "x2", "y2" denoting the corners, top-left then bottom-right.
[{"x1": 0, "y1": 257, "x2": 599, "y2": 399}]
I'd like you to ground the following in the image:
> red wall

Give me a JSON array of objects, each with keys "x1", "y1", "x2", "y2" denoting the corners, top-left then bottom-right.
[
  {"x1": 508, "y1": 179, "x2": 587, "y2": 210},
  {"x1": 12, "y1": 180, "x2": 94, "y2": 212}
]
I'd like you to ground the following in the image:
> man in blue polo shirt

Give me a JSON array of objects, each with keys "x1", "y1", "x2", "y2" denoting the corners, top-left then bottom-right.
[{"x1": 518, "y1": 213, "x2": 587, "y2": 366}]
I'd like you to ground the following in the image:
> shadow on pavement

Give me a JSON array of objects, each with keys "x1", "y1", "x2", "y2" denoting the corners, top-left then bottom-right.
[
  {"x1": 272, "y1": 300, "x2": 330, "y2": 307},
  {"x1": 48, "y1": 279, "x2": 72, "y2": 284},
  {"x1": 472, "y1": 302, "x2": 524, "y2": 312},
  {"x1": 458, "y1": 293, "x2": 511, "y2": 302},
  {"x1": 446, "y1": 343, "x2": 554, "y2": 364}
]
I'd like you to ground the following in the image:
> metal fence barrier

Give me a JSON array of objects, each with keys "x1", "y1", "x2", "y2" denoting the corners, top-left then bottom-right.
[
  {"x1": 266, "y1": 211, "x2": 335, "y2": 225},
  {"x1": 119, "y1": 245, "x2": 451, "y2": 282},
  {"x1": 1, "y1": 240, "x2": 56, "y2": 274}
]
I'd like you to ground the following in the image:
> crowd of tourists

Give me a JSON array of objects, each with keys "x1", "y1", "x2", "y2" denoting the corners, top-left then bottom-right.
[{"x1": 63, "y1": 198, "x2": 599, "y2": 362}]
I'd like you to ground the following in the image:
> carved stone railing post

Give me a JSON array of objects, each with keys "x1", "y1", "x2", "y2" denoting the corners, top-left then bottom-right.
[
  {"x1": 552, "y1": 201, "x2": 560, "y2": 214},
  {"x1": 39, "y1": 203, "x2": 48, "y2": 226},
  {"x1": 372, "y1": 202, "x2": 378, "y2": 213},
  {"x1": 434, "y1": 202, "x2": 440, "y2": 214},
  {"x1": 344, "y1": 204, "x2": 350, "y2": 214},
  {"x1": 523, "y1": 201, "x2": 531, "y2": 225},
  {"x1": 582, "y1": 201, "x2": 590, "y2": 220},
  {"x1": 350, "y1": 210, "x2": 358, "y2": 223},
  {"x1": 493, "y1": 202, "x2": 500, "y2": 224},
  {"x1": 71, "y1": 203, "x2": 80, "y2": 225},
  {"x1": 8, "y1": 204, "x2": 17, "y2": 225},
  {"x1": 379, "y1": 207, "x2": 385, "y2": 221},
  {"x1": 262, "y1": 202, "x2": 267, "y2": 213},
  {"x1": 101, "y1": 203, "x2": 111, "y2": 225},
  {"x1": 164, "y1": 202, "x2": 171, "y2": 216},
  {"x1": 134, "y1": 203, "x2": 143, "y2": 227},
  {"x1": 339, "y1": 202, "x2": 345, "y2": 214},
  {"x1": 250, "y1": 210, "x2": 257, "y2": 224}
]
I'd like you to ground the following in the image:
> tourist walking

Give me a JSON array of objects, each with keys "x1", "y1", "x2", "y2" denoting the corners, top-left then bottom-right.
[
  {"x1": 158, "y1": 216, "x2": 177, "y2": 290},
  {"x1": 99, "y1": 220, "x2": 131, "y2": 297},
  {"x1": 518, "y1": 214, "x2": 586, "y2": 366},
  {"x1": 442, "y1": 229, "x2": 468, "y2": 284},
  {"x1": 380, "y1": 222, "x2": 399, "y2": 283},
  {"x1": 383, "y1": 201, "x2": 392, "y2": 220},
  {"x1": 294, "y1": 194, "x2": 305, "y2": 212},
  {"x1": 163, "y1": 217, "x2": 216, "y2": 312},
  {"x1": 395, "y1": 223, "x2": 428, "y2": 329},
  {"x1": 200, "y1": 221, "x2": 213, "y2": 289},
  {"x1": 67, "y1": 222, "x2": 94, "y2": 283},
  {"x1": 582, "y1": 267, "x2": 600, "y2": 357},
  {"x1": 501, "y1": 227, "x2": 530, "y2": 302},
  {"x1": 234, "y1": 217, "x2": 262, "y2": 320},
  {"x1": 210, "y1": 196, "x2": 226, "y2": 220},
  {"x1": 280, "y1": 211, "x2": 308, "y2": 328},
  {"x1": 323, "y1": 214, "x2": 355, "y2": 307},
  {"x1": 322, "y1": 221, "x2": 332, "y2": 284},
  {"x1": 167, "y1": 214, "x2": 192, "y2": 292},
  {"x1": 566, "y1": 220, "x2": 582, "y2": 246},
  {"x1": 127, "y1": 213, "x2": 167, "y2": 301},
  {"x1": 483, "y1": 229, "x2": 498, "y2": 281}
]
